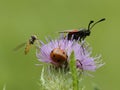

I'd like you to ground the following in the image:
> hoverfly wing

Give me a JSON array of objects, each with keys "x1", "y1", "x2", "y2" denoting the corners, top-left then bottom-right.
[{"x1": 13, "y1": 42, "x2": 26, "y2": 51}]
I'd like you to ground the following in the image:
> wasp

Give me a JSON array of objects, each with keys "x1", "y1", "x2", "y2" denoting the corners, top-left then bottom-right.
[
  {"x1": 59, "y1": 18, "x2": 105, "y2": 41},
  {"x1": 14, "y1": 35, "x2": 37, "y2": 55}
]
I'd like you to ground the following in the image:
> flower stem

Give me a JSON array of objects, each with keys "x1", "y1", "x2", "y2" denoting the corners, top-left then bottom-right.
[{"x1": 70, "y1": 51, "x2": 79, "y2": 90}]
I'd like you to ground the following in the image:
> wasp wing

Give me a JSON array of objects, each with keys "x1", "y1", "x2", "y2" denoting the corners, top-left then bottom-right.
[{"x1": 58, "y1": 29, "x2": 78, "y2": 33}]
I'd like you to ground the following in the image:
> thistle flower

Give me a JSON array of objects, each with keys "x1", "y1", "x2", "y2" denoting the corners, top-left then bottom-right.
[
  {"x1": 37, "y1": 35, "x2": 104, "y2": 90},
  {"x1": 36, "y1": 35, "x2": 104, "y2": 71}
]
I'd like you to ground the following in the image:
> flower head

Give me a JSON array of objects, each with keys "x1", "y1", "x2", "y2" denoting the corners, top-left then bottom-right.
[{"x1": 36, "y1": 35, "x2": 104, "y2": 71}]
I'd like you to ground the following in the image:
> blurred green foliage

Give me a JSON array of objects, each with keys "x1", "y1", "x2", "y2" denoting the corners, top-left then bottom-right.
[{"x1": 0, "y1": 0, "x2": 120, "y2": 90}]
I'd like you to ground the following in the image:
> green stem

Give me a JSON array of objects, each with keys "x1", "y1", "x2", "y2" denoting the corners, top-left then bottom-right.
[{"x1": 70, "y1": 51, "x2": 78, "y2": 90}]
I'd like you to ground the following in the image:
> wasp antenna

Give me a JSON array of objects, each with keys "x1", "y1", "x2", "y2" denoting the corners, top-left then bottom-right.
[
  {"x1": 99, "y1": 18, "x2": 106, "y2": 22},
  {"x1": 90, "y1": 18, "x2": 106, "y2": 30},
  {"x1": 88, "y1": 20, "x2": 94, "y2": 31}
]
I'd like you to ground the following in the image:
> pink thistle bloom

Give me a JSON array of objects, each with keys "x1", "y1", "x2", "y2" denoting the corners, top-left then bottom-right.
[{"x1": 36, "y1": 35, "x2": 104, "y2": 71}]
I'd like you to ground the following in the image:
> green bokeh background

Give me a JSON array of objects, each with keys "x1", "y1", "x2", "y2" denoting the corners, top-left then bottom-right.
[{"x1": 0, "y1": 0, "x2": 119, "y2": 90}]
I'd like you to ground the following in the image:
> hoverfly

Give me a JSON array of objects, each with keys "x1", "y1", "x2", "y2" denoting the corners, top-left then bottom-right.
[
  {"x1": 59, "y1": 18, "x2": 105, "y2": 41},
  {"x1": 14, "y1": 35, "x2": 37, "y2": 55}
]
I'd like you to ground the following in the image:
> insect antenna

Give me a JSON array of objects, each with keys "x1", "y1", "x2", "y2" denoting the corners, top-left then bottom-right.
[
  {"x1": 89, "y1": 18, "x2": 105, "y2": 30},
  {"x1": 88, "y1": 20, "x2": 94, "y2": 31}
]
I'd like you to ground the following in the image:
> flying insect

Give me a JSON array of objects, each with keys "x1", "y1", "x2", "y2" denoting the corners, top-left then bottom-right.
[{"x1": 14, "y1": 35, "x2": 37, "y2": 55}]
